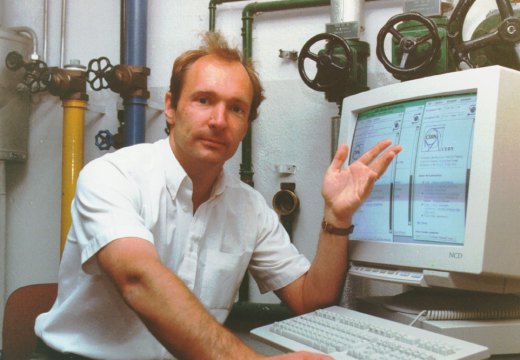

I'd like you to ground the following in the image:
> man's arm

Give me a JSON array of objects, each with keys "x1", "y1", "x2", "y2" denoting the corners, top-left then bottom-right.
[
  {"x1": 97, "y1": 237, "x2": 333, "y2": 360},
  {"x1": 277, "y1": 140, "x2": 402, "y2": 314}
]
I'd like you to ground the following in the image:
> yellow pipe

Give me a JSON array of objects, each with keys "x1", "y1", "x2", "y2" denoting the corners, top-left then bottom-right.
[{"x1": 60, "y1": 99, "x2": 87, "y2": 255}]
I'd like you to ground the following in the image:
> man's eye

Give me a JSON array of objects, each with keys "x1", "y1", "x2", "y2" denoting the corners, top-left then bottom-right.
[
  {"x1": 198, "y1": 97, "x2": 208, "y2": 105},
  {"x1": 231, "y1": 104, "x2": 244, "y2": 113}
]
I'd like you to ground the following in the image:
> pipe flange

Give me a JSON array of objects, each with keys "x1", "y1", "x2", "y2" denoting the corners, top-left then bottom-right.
[{"x1": 273, "y1": 185, "x2": 299, "y2": 216}]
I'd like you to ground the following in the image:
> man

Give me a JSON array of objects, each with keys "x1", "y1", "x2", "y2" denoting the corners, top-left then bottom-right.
[{"x1": 34, "y1": 32, "x2": 401, "y2": 359}]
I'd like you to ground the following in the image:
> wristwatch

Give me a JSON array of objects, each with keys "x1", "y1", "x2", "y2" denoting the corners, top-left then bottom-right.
[{"x1": 321, "y1": 219, "x2": 355, "y2": 236}]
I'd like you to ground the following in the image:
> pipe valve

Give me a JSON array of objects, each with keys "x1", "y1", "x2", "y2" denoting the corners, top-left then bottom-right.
[
  {"x1": 44, "y1": 61, "x2": 88, "y2": 100},
  {"x1": 87, "y1": 56, "x2": 150, "y2": 98},
  {"x1": 5, "y1": 51, "x2": 49, "y2": 93}
]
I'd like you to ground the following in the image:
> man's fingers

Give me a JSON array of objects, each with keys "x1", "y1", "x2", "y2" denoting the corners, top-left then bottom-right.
[
  {"x1": 356, "y1": 139, "x2": 393, "y2": 165},
  {"x1": 371, "y1": 145, "x2": 402, "y2": 177},
  {"x1": 330, "y1": 144, "x2": 349, "y2": 170},
  {"x1": 331, "y1": 141, "x2": 402, "y2": 178}
]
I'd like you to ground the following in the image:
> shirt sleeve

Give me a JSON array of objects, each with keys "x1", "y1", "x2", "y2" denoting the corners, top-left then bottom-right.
[
  {"x1": 70, "y1": 157, "x2": 154, "y2": 273},
  {"x1": 248, "y1": 194, "x2": 311, "y2": 294}
]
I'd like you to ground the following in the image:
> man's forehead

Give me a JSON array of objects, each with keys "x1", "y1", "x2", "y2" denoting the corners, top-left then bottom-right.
[
  {"x1": 186, "y1": 55, "x2": 253, "y2": 100},
  {"x1": 191, "y1": 54, "x2": 246, "y2": 74}
]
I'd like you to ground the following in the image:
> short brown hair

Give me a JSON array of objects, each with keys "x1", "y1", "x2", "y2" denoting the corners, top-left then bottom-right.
[{"x1": 166, "y1": 32, "x2": 265, "y2": 133}]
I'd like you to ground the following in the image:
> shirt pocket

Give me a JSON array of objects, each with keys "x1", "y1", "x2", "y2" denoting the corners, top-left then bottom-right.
[{"x1": 196, "y1": 249, "x2": 250, "y2": 314}]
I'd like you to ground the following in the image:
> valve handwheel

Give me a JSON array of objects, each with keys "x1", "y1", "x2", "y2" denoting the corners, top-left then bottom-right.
[
  {"x1": 23, "y1": 60, "x2": 49, "y2": 93},
  {"x1": 87, "y1": 57, "x2": 114, "y2": 91},
  {"x1": 376, "y1": 12, "x2": 441, "y2": 80},
  {"x1": 298, "y1": 33, "x2": 352, "y2": 91},
  {"x1": 448, "y1": 0, "x2": 520, "y2": 68},
  {"x1": 95, "y1": 130, "x2": 114, "y2": 151}
]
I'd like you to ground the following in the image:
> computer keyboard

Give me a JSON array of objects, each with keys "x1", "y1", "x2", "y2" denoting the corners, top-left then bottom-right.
[{"x1": 251, "y1": 306, "x2": 490, "y2": 360}]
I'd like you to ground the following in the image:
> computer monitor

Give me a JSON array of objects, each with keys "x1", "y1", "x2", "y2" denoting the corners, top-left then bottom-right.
[{"x1": 338, "y1": 65, "x2": 520, "y2": 295}]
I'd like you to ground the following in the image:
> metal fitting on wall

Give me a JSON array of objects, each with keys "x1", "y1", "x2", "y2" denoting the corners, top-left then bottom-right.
[
  {"x1": 105, "y1": 64, "x2": 150, "y2": 99},
  {"x1": 272, "y1": 183, "x2": 300, "y2": 240},
  {"x1": 45, "y1": 61, "x2": 88, "y2": 101}
]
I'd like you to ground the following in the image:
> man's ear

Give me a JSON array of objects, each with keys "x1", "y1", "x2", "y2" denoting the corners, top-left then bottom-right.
[{"x1": 164, "y1": 92, "x2": 175, "y2": 127}]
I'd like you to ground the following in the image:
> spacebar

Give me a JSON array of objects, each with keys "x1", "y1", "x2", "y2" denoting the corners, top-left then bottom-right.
[{"x1": 277, "y1": 330, "x2": 320, "y2": 350}]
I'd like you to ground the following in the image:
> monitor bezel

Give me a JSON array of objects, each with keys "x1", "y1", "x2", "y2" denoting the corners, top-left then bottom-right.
[{"x1": 339, "y1": 66, "x2": 520, "y2": 280}]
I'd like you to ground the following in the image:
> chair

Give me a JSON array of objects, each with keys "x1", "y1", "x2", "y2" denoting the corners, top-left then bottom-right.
[{"x1": 2, "y1": 283, "x2": 58, "y2": 360}]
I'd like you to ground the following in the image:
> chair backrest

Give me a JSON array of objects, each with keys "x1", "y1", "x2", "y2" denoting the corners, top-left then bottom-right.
[{"x1": 2, "y1": 283, "x2": 58, "y2": 360}]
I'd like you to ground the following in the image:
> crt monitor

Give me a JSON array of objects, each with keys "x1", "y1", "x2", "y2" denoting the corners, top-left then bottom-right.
[{"x1": 338, "y1": 65, "x2": 520, "y2": 295}]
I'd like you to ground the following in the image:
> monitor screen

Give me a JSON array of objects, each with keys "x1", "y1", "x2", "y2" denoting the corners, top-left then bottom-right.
[
  {"x1": 349, "y1": 93, "x2": 476, "y2": 247},
  {"x1": 338, "y1": 66, "x2": 520, "y2": 294}
]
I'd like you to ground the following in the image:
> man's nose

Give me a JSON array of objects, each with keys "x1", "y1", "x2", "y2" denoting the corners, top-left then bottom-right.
[{"x1": 209, "y1": 103, "x2": 227, "y2": 129}]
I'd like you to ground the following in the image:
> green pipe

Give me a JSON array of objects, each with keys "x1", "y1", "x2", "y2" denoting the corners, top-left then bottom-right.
[
  {"x1": 209, "y1": 0, "x2": 249, "y2": 32},
  {"x1": 236, "y1": 0, "x2": 331, "y2": 301},
  {"x1": 242, "y1": 0, "x2": 330, "y2": 58},
  {"x1": 240, "y1": 0, "x2": 330, "y2": 187}
]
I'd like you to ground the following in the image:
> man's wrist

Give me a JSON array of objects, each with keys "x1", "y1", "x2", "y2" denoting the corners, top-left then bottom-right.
[{"x1": 321, "y1": 218, "x2": 355, "y2": 236}]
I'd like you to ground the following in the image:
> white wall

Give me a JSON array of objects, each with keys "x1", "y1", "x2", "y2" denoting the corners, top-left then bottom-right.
[{"x1": 1, "y1": 0, "x2": 504, "y2": 342}]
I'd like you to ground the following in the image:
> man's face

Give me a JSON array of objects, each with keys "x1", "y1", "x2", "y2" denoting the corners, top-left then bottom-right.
[{"x1": 165, "y1": 55, "x2": 253, "y2": 172}]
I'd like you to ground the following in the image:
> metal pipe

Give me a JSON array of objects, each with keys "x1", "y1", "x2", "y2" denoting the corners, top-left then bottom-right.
[
  {"x1": 123, "y1": 97, "x2": 147, "y2": 145},
  {"x1": 123, "y1": 0, "x2": 147, "y2": 146},
  {"x1": 124, "y1": 0, "x2": 147, "y2": 66},
  {"x1": 60, "y1": 99, "x2": 87, "y2": 254},
  {"x1": 240, "y1": 0, "x2": 330, "y2": 186},
  {"x1": 330, "y1": 0, "x2": 364, "y2": 26},
  {"x1": 9, "y1": 26, "x2": 39, "y2": 60},
  {"x1": 0, "y1": 161, "x2": 6, "y2": 321},
  {"x1": 43, "y1": 0, "x2": 49, "y2": 63},
  {"x1": 60, "y1": 0, "x2": 67, "y2": 67},
  {"x1": 209, "y1": 0, "x2": 249, "y2": 32},
  {"x1": 243, "y1": 0, "x2": 328, "y2": 57},
  {"x1": 331, "y1": 115, "x2": 341, "y2": 161},
  {"x1": 121, "y1": 0, "x2": 126, "y2": 63},
  {"x1": 238, "y1": 0, "x2": 330, "y2": 301}
]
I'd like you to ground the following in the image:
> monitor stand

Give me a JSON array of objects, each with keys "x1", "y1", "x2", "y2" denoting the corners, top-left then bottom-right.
[{"x1": 356, "y1": 289, "x2": 520, "y2": 355}]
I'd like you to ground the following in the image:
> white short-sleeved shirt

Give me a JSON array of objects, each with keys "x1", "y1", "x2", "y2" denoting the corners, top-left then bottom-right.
[{"x1": 35, "y1": 138, "x2": 310, "y2": 360}]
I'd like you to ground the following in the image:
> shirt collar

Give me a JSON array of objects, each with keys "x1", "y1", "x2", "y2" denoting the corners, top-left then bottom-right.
[
  {"x1": 211, "y1": 171, "x2": 226, "y2": 198},
  {"x1": 161, "y1": 138, "x2": 189, "y2": 201},
  {"x1": 160, "y1": 137, "x2": 228, "y2": 201}
]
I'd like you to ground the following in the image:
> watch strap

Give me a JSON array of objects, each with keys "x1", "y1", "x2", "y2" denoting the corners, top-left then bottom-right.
[{"x1": 321, "y1": 219, "x2": 355, "y2": 236}]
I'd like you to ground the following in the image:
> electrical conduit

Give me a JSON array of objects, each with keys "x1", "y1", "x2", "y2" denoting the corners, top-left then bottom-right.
[{"x1": 123, "y1": 0, "x2": 147, "y2": 146}]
